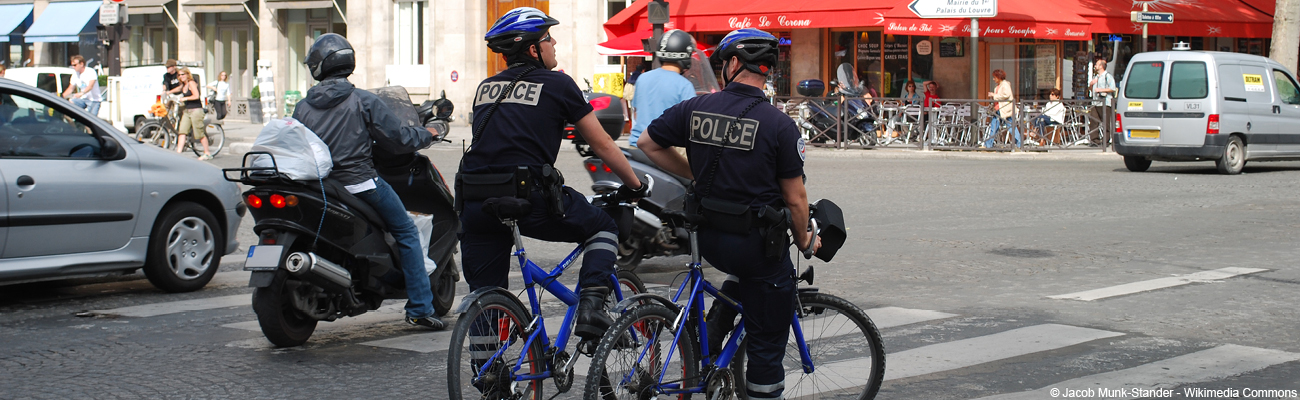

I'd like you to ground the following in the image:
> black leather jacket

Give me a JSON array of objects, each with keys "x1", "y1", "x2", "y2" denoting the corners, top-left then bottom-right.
[{"x1": 292, "y1": 78, "x2": 432, "y2": 187}]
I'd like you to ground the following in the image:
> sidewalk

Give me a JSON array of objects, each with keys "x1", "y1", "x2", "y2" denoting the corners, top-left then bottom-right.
[{"x1": 225, "y1": 121, "x2": 1119, "y2": 161}]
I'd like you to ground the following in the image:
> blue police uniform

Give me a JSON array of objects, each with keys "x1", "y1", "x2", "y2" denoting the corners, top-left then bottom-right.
[
  {"x1": 645, "y1": 81, "x2": 805, "y2": 399},
  {"x1": 459, "y1": 66, "x2": 620, "y2": 292}
]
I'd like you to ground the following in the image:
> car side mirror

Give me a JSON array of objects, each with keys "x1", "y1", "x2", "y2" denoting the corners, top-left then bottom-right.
[{"x1": 98, "y1": 134, "x2": 125, "y2": 160}]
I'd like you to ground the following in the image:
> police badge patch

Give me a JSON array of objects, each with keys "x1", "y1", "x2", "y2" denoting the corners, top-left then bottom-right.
[{"x1": 797, "y1": 137, "x2": 806, "y2": 161}]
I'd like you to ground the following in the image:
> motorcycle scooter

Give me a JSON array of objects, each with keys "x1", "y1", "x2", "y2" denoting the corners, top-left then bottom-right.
[{"x1": 224, "y1": 87, "x2": 459, "y2": 347}]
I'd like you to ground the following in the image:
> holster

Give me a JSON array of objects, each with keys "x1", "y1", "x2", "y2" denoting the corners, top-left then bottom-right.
[
  {"x1": 756, "y1": 206, "x2": 791, "y2": 258},
  {"x1": 454, "y1": 166, "x2": 531, "y2": 213},
  {"x1": 538, "y1": 164, "x2": 565, "y2": 218}
]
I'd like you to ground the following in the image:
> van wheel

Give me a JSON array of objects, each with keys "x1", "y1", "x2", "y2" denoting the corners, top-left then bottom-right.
[
  {"x1": 1123, "y1": 156, "x2": 1152, "y2": 172},
  {"x1": 1216, "y1": 136, "x2": 1245, "y2": 175}
]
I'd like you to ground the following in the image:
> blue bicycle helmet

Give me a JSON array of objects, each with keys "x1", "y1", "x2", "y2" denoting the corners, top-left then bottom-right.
[
  {"x1": 485, "y1": 7, "x2": 560, "y2": 55},
  {"x1": 710, "y1": 28, "x2": 779, "y2": 76}
]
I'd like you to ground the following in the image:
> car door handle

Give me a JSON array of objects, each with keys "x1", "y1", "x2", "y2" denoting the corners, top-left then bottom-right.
[
  {"x1": 1275, "y1": 105, "x2": 1282, "y2": 114},
  {"x1": 1247, "y1": 122, "x2": 1252, "y2": 130},
  {"x1": 16, "y1": 175, "x2": 34, "y2": 186}
]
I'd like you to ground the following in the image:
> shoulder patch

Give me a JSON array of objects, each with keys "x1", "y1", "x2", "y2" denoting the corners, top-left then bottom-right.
[
  {"x1": 474, "y1": 81, "x2": 545, "y2": 107},
  {"x1": 797, "y1": 137, "x2": 806, "y2": 161},
  {"x1": 689, "y1": 110, "x2": 760, "y2": 151}
]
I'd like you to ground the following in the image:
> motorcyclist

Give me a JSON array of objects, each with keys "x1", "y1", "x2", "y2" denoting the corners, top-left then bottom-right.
[
  {"x1": 628, "y1": 29, "x2": 697, "y2": 147},
  {"x1": 290, "y1": 33, "x2": 445, "y2": 330},
  {"x1": 458, "y1": 7, "x2": 646, "y2": 339},
  {"x1": 636, "y1": 28, "x2": 821, "y2": 400}
]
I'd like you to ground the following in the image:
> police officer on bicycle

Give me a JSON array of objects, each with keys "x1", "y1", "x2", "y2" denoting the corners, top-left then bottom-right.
[
  {"x1": 458, "y1": 7, "x2": 647, "y2": 339},
  {"x1": 291, "y1": 33, "x2": 446, "y2": 330},
  {"x1": 637, "y1": 28, "x2": 820, "y2": 400}
]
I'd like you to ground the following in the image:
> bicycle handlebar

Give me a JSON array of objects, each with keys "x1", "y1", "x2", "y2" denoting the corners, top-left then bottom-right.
[{"x1": 802, "y1": 218, "x2": 819, "y2": 260}]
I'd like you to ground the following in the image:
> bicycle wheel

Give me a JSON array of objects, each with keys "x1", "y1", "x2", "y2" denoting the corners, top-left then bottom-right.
[
  {"x1": 736, "y1": 292, "x2": 885, "y2": 400},
  {"x1": 134, "y1": 121, "x2": 168, "y2": 148},
  {"x1": 585, "y1": 303, "x2": 700, "y2": 400},
  {"x1": 192, "y1": 123, "x2": 224, "y2": 157},
  {"x1": 448, "y1": 292, "x2": 545, "y2": 400}
]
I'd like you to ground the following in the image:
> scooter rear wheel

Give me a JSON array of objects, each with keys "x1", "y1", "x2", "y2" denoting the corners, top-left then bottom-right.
[{"x1": 252, "y1": 270, "x2": 319, "y2": 347}]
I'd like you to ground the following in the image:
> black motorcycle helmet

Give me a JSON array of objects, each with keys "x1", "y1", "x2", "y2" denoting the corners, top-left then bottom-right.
[
  {"x1": 710, "y1": 28, "x2": 779, "y2": 84},
  {"x1": 654, "y1": 29, "x2": 695, "y2": 70},
  {"x1": 305, "y1": 33, "x2": 355, "y2": 81}
]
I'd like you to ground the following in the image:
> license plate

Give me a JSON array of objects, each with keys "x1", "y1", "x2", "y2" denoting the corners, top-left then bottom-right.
[
  {"x1": 244, "y1": 245, "x2": 284, "y2": 271},
  {"x1": 1130, "y1": 129, "x2": 1160, "y2": 139}
]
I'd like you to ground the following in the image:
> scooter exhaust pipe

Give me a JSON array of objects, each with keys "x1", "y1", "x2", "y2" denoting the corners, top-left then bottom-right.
[{"x1": 284, "y1": 252, "x2": 353, "y2": 292}]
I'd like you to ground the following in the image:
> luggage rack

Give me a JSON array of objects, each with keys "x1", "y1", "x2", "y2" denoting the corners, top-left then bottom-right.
[{"x1": 222, "y1": 151, "x2": 296, "y2": 184}]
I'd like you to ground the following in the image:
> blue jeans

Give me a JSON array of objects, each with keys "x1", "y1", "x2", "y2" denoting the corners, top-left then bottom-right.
[
  {"x1": 985, "y1": 116, "x2": 1022, "y2": 148},
  {"x1": 1033, "y1": 115, "x2": 1059, "y2": 135},
  {"x1": 71, "y1": 98, "x2": 101, "y2": 117},
  {"x1": 354, "y1": 178, "x2": 434, "y2": 319}
]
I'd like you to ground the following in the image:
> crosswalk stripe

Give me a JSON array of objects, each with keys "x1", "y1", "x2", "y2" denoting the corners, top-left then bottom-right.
[
  {"x1": 883, "y1": 324, "x2": 1124, "y2": 381},
  {"x1": 1047, "y1": 267, "x2": 1268, "y2": 301},
  {"x1": 867, "y1": 307, "x2": 958, "y2": 329},
  {"x1": 95, "y1": 294, "x2": 250, "y2": 318},
  {"x1": 971, "y1": 344, "x2": 1300, "y2": 399}
]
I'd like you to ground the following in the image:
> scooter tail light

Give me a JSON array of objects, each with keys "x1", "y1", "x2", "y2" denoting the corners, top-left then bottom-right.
[
  {"x1": 269, "y1": 194, "x2": 287, "y2": 208},
  {"x1": 284, "y1": 195, "x2": 299, "y2": 207},
  {"x1": 247, "y1": 194, "x2": 263, "y2": 209},
  {"x1": 585, "y1": 161, "x2": 599, "y2": 173},
  {"x1": 603, "y1": 164, "x2": 612, "y2": 173},
  {"x1": 589, "y1": 96, "x2": 612, "y2": 111},
  {"x1": 1207, "y1": 114, "x2": 1220, "y2": 134}
]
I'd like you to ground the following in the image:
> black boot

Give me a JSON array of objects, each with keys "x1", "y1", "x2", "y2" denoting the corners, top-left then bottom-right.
[
  {"x1": 575, "y1": 286, "x2": 614, "y2": 339},
  {"x1": 706, "y1": 301, "x2": 739, "y2": 359}
]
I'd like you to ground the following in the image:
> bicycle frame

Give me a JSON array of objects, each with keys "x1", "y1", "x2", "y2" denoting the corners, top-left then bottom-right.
[
  {"x1": 616, "y1": 230, "x2": 816, "y2": 396},
  {"x1": 474, "y1": 220, "x2": 633, "y2": 384}
]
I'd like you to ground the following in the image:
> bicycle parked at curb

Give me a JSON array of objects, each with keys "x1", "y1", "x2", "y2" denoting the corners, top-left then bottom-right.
[
  {"x1": 447, "y1": 191, "x2": 654, "y2": 400},
  {"x1": 584, "y1": 201, "x2": 885, "y2": 400},
  {"x1": 132, "y1": 93, "x2": 225, "y2": 157}
]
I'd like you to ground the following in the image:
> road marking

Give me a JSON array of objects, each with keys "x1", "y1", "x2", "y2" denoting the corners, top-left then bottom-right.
[
  {"x1": 1047, "y1": 267, "x2": 1268, "y2": 301},
  {"x1": 94, "y1": 294, "x2": 250, "y2": 318},
  {"x1": 972, "y1": 344, "x2": 1300, "y2": 399},
  {"x1": 868, "y1": 307, "x2": 958, "y2": 329},
  {"x1": 884, "y1": 324, "x2": 1124, "y2": 381}
]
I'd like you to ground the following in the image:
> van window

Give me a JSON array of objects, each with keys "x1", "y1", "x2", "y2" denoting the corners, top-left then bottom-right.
[
  {"x1": 35, "y1": 73, "x2": 59, "y2": 94},
  {"x1": 1168, "y1": 62, "x2": 1208, "y2": 99},
  {"x1": 1125, "y1": 61, "x2": 1164, "y2": 99},
  {"x1": 1274, "y1": 70, "x2": 1300, "y2": 105}
]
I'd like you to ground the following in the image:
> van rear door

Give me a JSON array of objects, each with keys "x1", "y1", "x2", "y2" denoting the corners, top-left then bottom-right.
[
  {"x1": 1121, "y1": 59, "x2": 1169, "y2": 143},
  {"x1": 1270, "y1": 69, "x2": 1300, "y2": 154},
  {"x1": 1163, "y1": 61, "x2": 1211, "y2": 146}
]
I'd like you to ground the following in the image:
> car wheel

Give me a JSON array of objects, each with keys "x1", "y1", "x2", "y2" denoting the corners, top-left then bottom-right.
[
  {"x1": 1216, "y1": 135, "x2": 1245, "y2": 175},
  {"x1": 1123, "y1": 155, "x2": 1152, "y2": 172},
  {"x1": 143, "y1": 202, "x2": 222, "y2": 292}
]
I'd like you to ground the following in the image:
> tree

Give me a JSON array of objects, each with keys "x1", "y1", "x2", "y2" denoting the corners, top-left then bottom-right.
[{"x1": 1270, "y1": 0, "x2": 1299, "y2": 71}]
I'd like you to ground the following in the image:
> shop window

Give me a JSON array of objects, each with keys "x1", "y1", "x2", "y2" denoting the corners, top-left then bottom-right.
[
  {"x1": 393, "y1": 1, "x2": 425, "y2": 65},
  {"x1": 832, "y1": 31, "x2": 933, "y2": 99}
]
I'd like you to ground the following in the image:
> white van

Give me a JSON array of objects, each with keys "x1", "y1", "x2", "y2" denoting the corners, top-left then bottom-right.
[
  {"x1": 1115, "y1": 49, "x2": 1300, "y2": 174},
  {"x1": 114, "y1": 65, "x2": 205, "y2": 131},
  {"x1": 4, "y1": 67, "x2": 76, "y2": 96}
]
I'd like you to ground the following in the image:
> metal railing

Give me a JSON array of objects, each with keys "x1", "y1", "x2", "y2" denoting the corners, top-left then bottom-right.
[{"x1": 773, "y1": 94, "x2": 1114, "y2": 152}]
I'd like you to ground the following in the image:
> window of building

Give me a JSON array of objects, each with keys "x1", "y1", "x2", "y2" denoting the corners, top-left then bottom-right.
[
  {"x1": 830, "y1": 31, "x2": 934, "y2": 98},
  {"x1": 393, "y1": 1, "x2": 425, "y2": 65}
]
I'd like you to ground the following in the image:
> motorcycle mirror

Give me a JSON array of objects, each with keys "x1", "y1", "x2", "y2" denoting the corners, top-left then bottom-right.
[{"x1": 642, "y1": 174, "x2": 655, "y2": 198}]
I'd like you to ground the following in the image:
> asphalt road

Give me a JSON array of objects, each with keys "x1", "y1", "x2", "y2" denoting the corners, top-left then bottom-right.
[{"x1": 1, "y1": 126, "x2": 1298, "y2": 399}]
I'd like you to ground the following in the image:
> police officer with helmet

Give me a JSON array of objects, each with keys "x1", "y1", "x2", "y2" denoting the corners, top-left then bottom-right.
[
  {"x1": 290, "y1": 34, "x2": 447, "y2": 330},
  {"x1": 458, "y1": 7, "x2": 648, "y2": 339},
  {"x1": 627, "y1": 29, "x2": 697, "y2": 147},
  {"x1": 637, "y1": 28, "x2": 821, "y2": 400}
]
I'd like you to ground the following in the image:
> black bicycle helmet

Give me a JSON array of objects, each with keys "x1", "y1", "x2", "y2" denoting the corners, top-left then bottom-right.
[
  {"x1": 304, "y1": 33, "x2": 355, "y2": 81},
  {"x1": 485, "y1": 7, "x2": 560, "y2": 55},
  {"x1": 710, "y1": 28, "x2": 779, "y2": 77},
  {"x1": 654, "y1": 29, "x2": 696, "y2": 70}
]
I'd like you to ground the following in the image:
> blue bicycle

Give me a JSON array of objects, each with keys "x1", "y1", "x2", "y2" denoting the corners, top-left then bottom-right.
[
  {"x1": 584, "y1": 206, "x2": 885, "y2": 400},
  {"x1": 447, "y1": 195, "x2": 648, "y2": 400}
]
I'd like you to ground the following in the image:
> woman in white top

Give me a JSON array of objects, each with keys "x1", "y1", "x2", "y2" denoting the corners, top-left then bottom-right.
[
  {"x1": 1030, "y1": 88, "x2": 1065, "y2": 145},
  {"x1": 205, "y1": 71, "x2": 231, "y2": 120},
  {"x1": 983, "y1": 69, "x2": 1022, "y2": 148}
]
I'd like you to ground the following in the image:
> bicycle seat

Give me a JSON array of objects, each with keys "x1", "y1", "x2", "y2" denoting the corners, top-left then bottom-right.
[{"x1": 483, "y1": 197, "x2": 532, "y2": 221}]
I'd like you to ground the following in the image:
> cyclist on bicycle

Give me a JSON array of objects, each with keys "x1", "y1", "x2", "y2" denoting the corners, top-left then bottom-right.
[
  {"x1": 458, "y1": 7, "x2": 646, "y2": 339},
  {"x1": 291, "y1": 33, "x2": 447, "y2": 330},
  {"x1": 636, "y1": 28, "x2": 820, "y2": 400}
]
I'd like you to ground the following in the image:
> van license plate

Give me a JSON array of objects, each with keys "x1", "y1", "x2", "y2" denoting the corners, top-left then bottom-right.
[
  {"x1": 244, "y1": 245, "x2": 284, "y2": 271},
  {"x1": 1130, "y1": 129, "x2": 1160, "y2": 139}
]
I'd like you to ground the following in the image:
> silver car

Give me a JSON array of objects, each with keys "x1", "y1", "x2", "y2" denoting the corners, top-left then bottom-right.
[{"x1": 0, "y1": 77, "x2": 243, "y2": 292}]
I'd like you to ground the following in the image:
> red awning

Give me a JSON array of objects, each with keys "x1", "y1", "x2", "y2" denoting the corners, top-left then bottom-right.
[
  {"x1": 880, "y1": 0, "x2": 1092, "y2": 40},
  {"x1": 604, "y1": 0, "x2": 895, "y2": 37},
  {"x1": 1074, "y1": 0, "x2": 1275, "y2": 38},
  {"x1": 596, "y1": 29, "x2": 714, "y2": 57}
]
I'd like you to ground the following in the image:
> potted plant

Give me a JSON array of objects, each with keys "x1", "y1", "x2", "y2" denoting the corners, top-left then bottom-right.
[{"x1": 248, "y1": 85, "x2": 263, "y2": 124}]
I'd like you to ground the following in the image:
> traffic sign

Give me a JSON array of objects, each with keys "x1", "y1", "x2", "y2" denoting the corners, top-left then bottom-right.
[
  {"x1": 1130, "y1": 11, "x2": 1174, "y2": 24},
  {"x1": 908, "y1": 0, "x2": 997, "y2": 19},
  {"x1": 648, "y1": 0, "x2": 670, "y2": 24},
  {"x1": 100, "y1": 1, "x2": 120, "y2": 25}
]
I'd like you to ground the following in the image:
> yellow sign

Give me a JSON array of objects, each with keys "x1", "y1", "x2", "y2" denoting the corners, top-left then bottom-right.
[
  {"x1": 1244, "y1": 74, "x2": 1265, "y2": 92},
  {"x1": 592, "y1": 73, "x2": 625, "y2": 98},
  {"x1": 1130, "y1": 129, "x2": 1160, "y2": 139},
  {"x1": 1128, "y1": 101, "x2": 1143, "y2": 111}
]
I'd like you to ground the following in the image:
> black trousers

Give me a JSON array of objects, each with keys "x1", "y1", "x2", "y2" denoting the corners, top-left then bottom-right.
[
  {"x1": 699, "y1": 227, "x2": 795, "y2": 399},
  {"x1": 458, "y1": 186, "x2": 619, "y2": 291},
  {"x1": 213, "y1": 100, "x2": 227, "y2": 120}
]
